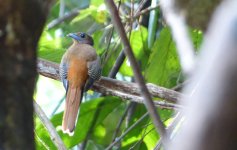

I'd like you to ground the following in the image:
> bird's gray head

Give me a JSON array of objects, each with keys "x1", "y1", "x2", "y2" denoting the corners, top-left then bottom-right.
[{"x1": 67, "y1": 32, "x2": 94, "y2": 46}]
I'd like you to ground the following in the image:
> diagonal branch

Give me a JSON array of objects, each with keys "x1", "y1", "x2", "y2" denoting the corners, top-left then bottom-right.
[
  {"x1": 105, "y1": 0, "x2": 167, "y2": 143},
  {"x1": 34, "y1": 101, "x2": 67, "y2": 150},
  {"x1": 108, "y1": 0, "x2": 155, "y2": 79}
]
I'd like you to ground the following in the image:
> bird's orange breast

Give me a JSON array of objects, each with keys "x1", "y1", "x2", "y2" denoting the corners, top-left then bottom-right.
[{"x1": 67, "y1": 56, "x2": 88, "y2": 88}]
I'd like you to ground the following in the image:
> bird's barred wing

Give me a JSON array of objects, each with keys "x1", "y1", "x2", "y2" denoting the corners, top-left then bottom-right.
[
  {"x1": 59, "y1": 61, "x2": 69, "y2": 92},
  {"x1": 85, "y1": 56, "x2": 102, "y2": 91}
]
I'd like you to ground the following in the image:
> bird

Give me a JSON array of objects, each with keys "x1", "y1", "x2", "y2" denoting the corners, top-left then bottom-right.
[{"x1": 59, "y1": 32, "x2": 101, "y2": 136}]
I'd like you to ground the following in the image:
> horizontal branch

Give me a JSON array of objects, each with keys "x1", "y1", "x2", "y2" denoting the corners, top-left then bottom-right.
[{"x1": 37, "y1": 59, "x2": 183, "y2": 108}]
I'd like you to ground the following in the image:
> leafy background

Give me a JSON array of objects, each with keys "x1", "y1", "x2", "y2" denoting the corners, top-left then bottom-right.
[{"x1": 35, "y1": 0, "x2": 202, "y2": 149}]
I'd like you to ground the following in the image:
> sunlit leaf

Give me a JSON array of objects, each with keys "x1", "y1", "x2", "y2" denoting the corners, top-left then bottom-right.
[
  {"x1": 50, "y1": 96, "x2": 121, "y2": 148},
  {"x1": 122, "y1": 105, "x2": 148, "y2": 147},
  {"x1": 91, "y1": 0, "x2": 104, "y2": 6},
  {"x1": 71, "y1": 6, "x2": 97, "y2": 24},
  {"x1": 91, "y1": 102, "x2": 126, "y2": 146},
  {"x1": 35, "y1": 117, "x2": 57, "y2": 150},
  {"x1": 120, "y1": 26, "x2": 149, "y2": 76},
  {"x1": 145, "y1": 27, "x2": 181, "y2": 88},
  {"x1": 38, "y1": 30, "x2": 68, "y2": 63}
]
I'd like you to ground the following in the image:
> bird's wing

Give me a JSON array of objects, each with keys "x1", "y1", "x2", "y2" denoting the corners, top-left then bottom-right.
[
  {"x1": 85, "y1": 56, "x2": 102, "y2": 91},
  {"x1": 59, "y1": 61, "x2": 69, "y2": 92}
]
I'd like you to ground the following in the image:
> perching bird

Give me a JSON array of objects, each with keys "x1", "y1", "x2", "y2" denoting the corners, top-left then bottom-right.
[{"x1": 59, "y1": 32, "x2": 101, "y2": 135}]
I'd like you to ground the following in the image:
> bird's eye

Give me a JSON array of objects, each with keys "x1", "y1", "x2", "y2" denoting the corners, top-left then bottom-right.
[{"x1": 80, "y1": 33, "x2": 85, "y2": 38}]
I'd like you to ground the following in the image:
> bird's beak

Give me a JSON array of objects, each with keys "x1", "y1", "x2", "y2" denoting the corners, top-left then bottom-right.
[{"x1": 67, "y1": 33, "x2": 80, "y2": 41}]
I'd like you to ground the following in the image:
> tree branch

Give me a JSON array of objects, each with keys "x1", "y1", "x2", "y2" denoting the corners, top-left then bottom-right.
[
  {"x1": 37, "y1": 59, "x2": 183, "y2": 107},
  {"x1": 105, "y1": 0, "x2": 167, "y2": 142},
  {"x1": 34, "y1": 101, "x2": 67, "y2": 150}
]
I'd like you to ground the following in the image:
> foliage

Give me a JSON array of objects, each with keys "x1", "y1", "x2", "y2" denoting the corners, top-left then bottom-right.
[{"x1": 35, "y1": 0, "x2": 203, "y2": 149}]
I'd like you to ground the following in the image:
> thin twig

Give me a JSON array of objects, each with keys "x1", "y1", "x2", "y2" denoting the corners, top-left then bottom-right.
[
  {"x1": 106, "y1": 0, "x2": 149, "y2": 78},
  {"x1": 105, "y1": 0, "x2": 167, "y2": 143},
  {"x1": 125, "y1": 102, "x2": 137, "y2": 127},
  {"x1": 154, "y1": 113, "x2": 183, "y2": 150},
  {"x1": 37, "y1": 59, "x2": 184, "y2": 105},
  {"x1": 111, "y1": 102, "x2": 133, "y2": 144},
  {"x1": 51, "y1": 95, "x2": 65, "y2": 116},
  {"x1": 34, "y1": 101, "x2": 67, "y2": 150},
  {"x1": 108, "y1": 50, "x2": 126, "y2": 78},
  {"x1": 79, "y1": 101, "x2": 105, "y2": 149},
  {"x1": 160, "y1": 0, "x2": 196, "y2": 74},
  {"x1": 131, "y1": 4, "x2": 160, "y2": 20},
  {"x1": 131, "y1": 127, "x2": 156, "y2": 149},
  {"x1": 134, "y1": 0, "x2": 148, "y2": 14},
  {"x1": 105, "y1": 112, "x2": 149, "y2": 150}
]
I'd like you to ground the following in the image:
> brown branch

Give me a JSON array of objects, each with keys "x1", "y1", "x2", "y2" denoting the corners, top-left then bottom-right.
[
  {"x1": 93, "y1": 84, "x2": 182, "y2": 109},
  {"x1": 37, "y1": 58, "x2": 183, "y2": 106},
  {"x1": 105, "y1": 0, "x2": 167, "y2": 141},
  {"x1": 94, "y1": 78, "x2": 182, "y2": 103},
  {"x1": 34, "y1": 101, "x2": 67, "y2": 150}
]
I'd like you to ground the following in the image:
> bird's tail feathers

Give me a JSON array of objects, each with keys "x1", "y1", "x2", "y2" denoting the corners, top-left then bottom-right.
[{"x1": 62, "y1": 86, "x2": 82, "y2": 136}]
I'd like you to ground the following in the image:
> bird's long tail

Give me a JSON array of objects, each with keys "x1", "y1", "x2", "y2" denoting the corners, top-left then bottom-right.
[{"x1": 62, "y1": 86, "x2": 82, "y2": 136}]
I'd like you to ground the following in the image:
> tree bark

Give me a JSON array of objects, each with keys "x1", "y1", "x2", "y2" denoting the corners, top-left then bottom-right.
[{"x1": 0, "y1": 0, "x2": 52, "y2": 149}]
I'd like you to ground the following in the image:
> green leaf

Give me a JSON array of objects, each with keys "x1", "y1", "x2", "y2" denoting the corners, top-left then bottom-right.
[
  {"x1": 122, "y1": 105, "x2": 149, "y2": 147},
  {"x1": 91, "y1": 0, "x2": 104, "y2": 6},
  {"x1": 35, "y1": 117, "x2": 57, "y2": 150},
  {"x1": 121, "y1": 140, "x2": 148, "y2": 150},
  {"x1": 101, "y1": 42, "x2": 123, "y2": 76},
  {"x1": 51, "y1": 96, "x2": 121, "y2": 148},
  {"x1": 91, "y1": 102, "x2": 126, "y2": 146},
  {"x1": 71, "y1": 5, "x2": 107, "y2": 24},
  {"x1": 85, "y1": 140, "x2": 105, "y2": 150},
  {"x1": 120, "y1": 26, "x2": 149, "y2": 76},
  {"x1": 38, "y1": 30, "x2": 68, "y2": 63},
  {"x1": 145, "y1": 27, "x2": 181, "y2": 88},
  {"x1": 143, "y1": 125, "x2": 158, "y2": 150},
  {"x1": 143, "y1": 108, "x2": 172, "y2": 149},
  {"x1": 71, "y1": 6, "x2": 97, "y2": 24},
  {"x1": 121, "y1": 105, "x2": 173, "y2": 149}
]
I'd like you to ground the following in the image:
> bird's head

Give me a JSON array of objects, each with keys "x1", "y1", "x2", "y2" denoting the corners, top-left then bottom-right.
[{"x1": 67, "y1": 32, "x2": 94, "y2": 46}]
